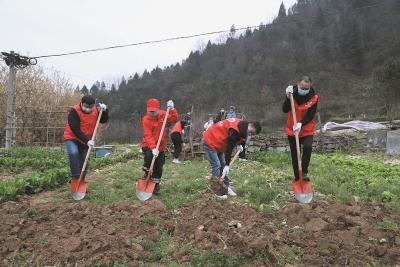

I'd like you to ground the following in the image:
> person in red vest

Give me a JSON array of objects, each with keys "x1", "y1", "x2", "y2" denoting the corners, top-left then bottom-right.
[
  {"x1": 202, "y1": 118, "x2": 262, "y2": 196},
  {"x1": 64, "y1": 95, "x2": 108, "y2": 182},
  {"x1": 170, "y1": 120, "x2": 188, "y2": 164},
  {"x1": 283, "y1": 76, "x2": 319, "y2": 181},
  {"x1": 141, "y1": 98, "x2": 178, "y2": 195}
]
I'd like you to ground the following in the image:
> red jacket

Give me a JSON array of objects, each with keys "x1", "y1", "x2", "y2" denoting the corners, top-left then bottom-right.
[
  {"x1": 170, "y1": 121, "x2": 183, "y2": 134},
  {"x1": 141, "y1": 109, "x2": 178, "y2": 152},
  {"x1": 285, "y1": 95, "x2": 319, "y2": 137},
  {"x1": 203, "y1": 118, "x2": 242, "y2": 152},
  {"x1": 64, "y1": 103, "x2": 99, "y2": 143}
]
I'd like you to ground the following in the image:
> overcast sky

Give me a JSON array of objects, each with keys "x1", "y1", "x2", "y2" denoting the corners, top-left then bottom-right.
[{"x1": 1, "y1": 0, "x2": 297, "y2": 87}]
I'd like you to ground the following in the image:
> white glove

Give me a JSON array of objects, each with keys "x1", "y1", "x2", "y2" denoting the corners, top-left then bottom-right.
[
  {"x1": 98, "y1": 103, "x2": 107, "y2": 111},
  {"x1": 152, "y1": 148, "x2": 159, "y2": 158},
  {"x1": 236, "y1": 145, "x2": 244, "y2": 153},
  {"x1": 293, "y1": 122, "x2": 302, "y2": 133},
  {"x1": 87, "y1": 140, "x2": 95, "y2": 147},
  {"x1": 222, "y1": 166, "x2": 230, "y2": 177},
  {"x1": 167, "y1": 100, "x2": 174, "y2": 109},
  {"x1": 286, "y1": 85, "x2": 294, "y2": 97}
]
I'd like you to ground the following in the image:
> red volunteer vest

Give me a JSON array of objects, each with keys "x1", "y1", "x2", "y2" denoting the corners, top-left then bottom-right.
[
  {"x1": 63, "y1": 103, "x2": 99, "y2": 143},
  {"x1": 285, "y1": 95, "x2": 319, "y2": 137},
  {"x1": 203, "y1": 118, "x2": 242, "y2": 152},
  {"x1": 171, "y1": 121, "x2": 183, "y2": 134}
]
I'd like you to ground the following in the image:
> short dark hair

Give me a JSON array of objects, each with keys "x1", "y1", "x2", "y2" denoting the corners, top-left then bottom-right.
[
  {"x1": 251, "y1": 121, "x2": 262, "y2": 134},
  {"x1": 299, "y1": 75, "x2": 312, "y2": 83},
  {"x1": 81, "y1": 95, "x2": 95, "y2": 105}
]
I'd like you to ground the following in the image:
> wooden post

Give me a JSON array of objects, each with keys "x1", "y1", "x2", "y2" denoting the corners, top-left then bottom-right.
[{"x1": 5, "y1": 64, "x2": 16, "y2": 150}]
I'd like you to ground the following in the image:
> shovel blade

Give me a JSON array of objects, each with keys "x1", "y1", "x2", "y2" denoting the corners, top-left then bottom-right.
[
  {"x1": 292, "y1": 180, "x2": 313, "y2": 204},
  {"x1": 135, "y1": 178, "x2": 156, "y2": 201},
  {"x1": 70, "y1": 179, "x2": 87, "y2": 201}
]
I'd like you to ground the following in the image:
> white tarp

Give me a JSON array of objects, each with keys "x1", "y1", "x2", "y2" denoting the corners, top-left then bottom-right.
[{"x1": 323, "y1": 120, "x2": 387, "y2": 132}]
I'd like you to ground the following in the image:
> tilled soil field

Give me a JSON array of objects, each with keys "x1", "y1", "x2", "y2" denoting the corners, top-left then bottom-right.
[{"x1": 1, "y1": 193, "x2": 399, "y2": 266}]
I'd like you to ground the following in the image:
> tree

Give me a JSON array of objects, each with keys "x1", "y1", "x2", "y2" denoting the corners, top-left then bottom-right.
[
  {"x1": 278, "y1": 2, "x2": 286, "y2": 18},
  {"x1": 372, "y1": 57, "x2": 400, "y2": 122},
  {"x1": 90, "y1": 83, "x2": 99, "y2": 95},
  {"x1": 229, "y1": 24, "x2": 236, "y2": 38},
  {"x1": 81, "y1": 85, "x2": 89, "y2": 95},
  {"x1": 100, "y1": 81, "x2": 106, "y2": 91}
]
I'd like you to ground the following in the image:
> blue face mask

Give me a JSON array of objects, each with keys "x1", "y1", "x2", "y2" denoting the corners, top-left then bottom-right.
[
  {"x1": 149, "y1": 111, "x2": 158, "y2": 117},
  {"x1": 298, "y1": 87, "x2": 310, "y2": 96}
]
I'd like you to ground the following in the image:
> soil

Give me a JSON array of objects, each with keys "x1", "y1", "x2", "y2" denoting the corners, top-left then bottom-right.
[
  {"x1": 209, "y1": 176, "x2": 228, "y2": 196},
  {"x1": 0, "y1": 194, "x2": 399, "y2": 266}
]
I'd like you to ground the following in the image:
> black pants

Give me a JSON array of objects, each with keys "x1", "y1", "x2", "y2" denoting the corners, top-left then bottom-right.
[
  {"x1": 170, "y1": 132, "x2": 183, "y2": 159},
  {"x1": 288, "y1": 135, "x2": 313, "y2": 179},
  {"x1": 142, "y1": 147, "x2": 165, "y2": 183},
  {"x1": 239, "y1": 143, "x2": 246, "y2": 159}
]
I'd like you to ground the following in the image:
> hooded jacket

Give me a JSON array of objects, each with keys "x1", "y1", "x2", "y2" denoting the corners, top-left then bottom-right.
[{"x1": 141, "y1": 98, "x2": 178, "y2": 151}]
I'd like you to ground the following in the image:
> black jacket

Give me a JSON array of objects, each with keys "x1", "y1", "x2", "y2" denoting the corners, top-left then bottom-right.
[
  {"x1": 282, "y1": 86, "x2": 318, "y2": 125},
  {"x1": 225, "y1": 121, "x2": 248, "y2": 165}
]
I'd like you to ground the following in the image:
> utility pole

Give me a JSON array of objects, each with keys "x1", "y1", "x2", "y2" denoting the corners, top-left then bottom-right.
[
  {"x1": 1, "y1": 51, "x2": 37, "y2": 150},
  {"x1": 5, "y1": 64, "x2": 16, "y2": 150}
]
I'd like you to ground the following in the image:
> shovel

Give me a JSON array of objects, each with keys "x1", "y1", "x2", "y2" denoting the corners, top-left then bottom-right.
[
  {"x1": 70, "y1": 108, "x2": 103, "y2": 201},
  {"x1": 289, "y1": 93, "x2": 313, "y2": 204},
  {"x1": 136, "y1": 107, "x2": 171, "y2": 201},
  {"x1": 211, "y1": 149, "x2": 241, "y2": 197}
]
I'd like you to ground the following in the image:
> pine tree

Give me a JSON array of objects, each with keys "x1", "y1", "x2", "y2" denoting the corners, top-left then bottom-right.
[
  {"x1": 81, "y1": 85, "x2": 89, "y2": 95},
  {"x1": 278, "y1": 2, "x2": 286, "y2": 18}
]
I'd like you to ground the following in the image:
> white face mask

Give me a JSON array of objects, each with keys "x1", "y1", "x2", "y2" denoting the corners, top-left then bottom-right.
[{"x1": 81, "y1": 104, "x2": 92, "y2": 114}]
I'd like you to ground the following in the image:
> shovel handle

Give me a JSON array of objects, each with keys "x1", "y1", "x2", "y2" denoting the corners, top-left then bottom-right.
[
  {"x1": 220, "y1": 149, "x2": 241, "y2": 181},
  {"x1": 148, "y1": 107, "x2": 171, "y2": 174},
  {"x1": 78, "y1": 108, "x2": 104, "y2": 183},
  {"x1": 289, "y1": 94, "x2": 303, "y2": 175}
]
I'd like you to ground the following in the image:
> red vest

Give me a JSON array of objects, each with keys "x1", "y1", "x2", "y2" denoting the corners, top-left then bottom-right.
[
  {"x1": 64, "y1": 103, "x2": 99, "y2": 143},
  {"x1": 285, "y1": 95, "x2": 319, "y2": 137},
  {"x1": 203, "y1": 118, "x2": 242, "y2": 152},
  {"x1": 171, "y1": 121, "x2": 183, "y2": 134}
]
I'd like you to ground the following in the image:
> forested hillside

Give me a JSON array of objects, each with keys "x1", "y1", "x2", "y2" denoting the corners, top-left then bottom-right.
[{"x1": 87, "y1": 0, "x2": 400, "y2": 142}]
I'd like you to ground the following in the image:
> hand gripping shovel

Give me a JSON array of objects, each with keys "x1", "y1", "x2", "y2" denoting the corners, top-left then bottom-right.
[
  {"x1": 70, "y1": 108, "x2": 103, "y2": 201},
  {"x1": 136, "y1": 107, "x2": 171, "y2": 201},
  {"x1": 289, "y1": 94, "x2": 313, "y2": 204},
  {"x1": 211, "y1": 149, "x2": 241, "y2": 196}
]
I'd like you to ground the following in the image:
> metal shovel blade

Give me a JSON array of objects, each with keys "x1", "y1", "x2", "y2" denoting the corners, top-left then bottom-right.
[
  {"x1": 135, "y1": 190, "x2": 153, "y2": 202},
  {"x1": 71, "y1": 191, "x2": 86, "y2": 201},
  {"x1": 70, "y1": 179, "x2": 87, "y2": 201},
  {"x1": 292, "y1": 180, "x2": 313, "y2": 204},
  {"x1": 135, "y1": 179, "x2": 156, "y2": 202}
]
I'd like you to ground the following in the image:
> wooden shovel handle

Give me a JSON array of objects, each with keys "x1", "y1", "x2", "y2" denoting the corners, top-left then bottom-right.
[
  {"x1": 78, "y1": 108, "x2": 104, "y2": 182},
  {"x1": 148, "y1": 107, "x2": 171, "y2": 173},
  {"x1": 220, "y1": 149, "x2": 241, "y2": 180},
  {"x1": 289, "y1": 94, "x2": 302, "y2": 174}
]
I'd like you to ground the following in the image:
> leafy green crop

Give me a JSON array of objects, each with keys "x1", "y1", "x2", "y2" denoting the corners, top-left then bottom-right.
[{"x1": 0, "y1": 147, "x2": 138, "y2": 203}]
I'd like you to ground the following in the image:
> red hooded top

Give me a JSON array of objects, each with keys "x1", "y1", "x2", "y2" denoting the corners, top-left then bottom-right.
[{"x1": 141, "y1": 98, "x2": 178, "y2": 151}]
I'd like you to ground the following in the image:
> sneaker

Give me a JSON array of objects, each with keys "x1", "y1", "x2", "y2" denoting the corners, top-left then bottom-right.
[
  {"x1": 172, "y1": 158, "x2": 181, "y2": 164},
  {"x1": 153, "y1": 184, "x2": 161, "y2": 195},
  {"x1": 303, "y1": 173, "x2": 310, "y2": 181},
  {"x1": 239, "y1": 158, "x2": 247, "y2": 162},
  {"x1": 227, "y1": 187, "x2": 237, "y2": 197}
]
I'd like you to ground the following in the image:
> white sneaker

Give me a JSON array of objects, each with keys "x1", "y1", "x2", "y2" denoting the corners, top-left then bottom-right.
[
  {"x1": 227, "y1": 187, "x2": 237, "y2": 197},
  {"x1": 172, "y1": 158, "x2": 181, "y2": 164},
  {"x1": 239, "y1": 158, "x2": 247, "y2": 162}
]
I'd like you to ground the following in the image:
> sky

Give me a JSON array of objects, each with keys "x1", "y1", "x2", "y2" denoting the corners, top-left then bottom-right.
[{"x1": 0, "y1": 0, "x2": 297, "y2": 88}]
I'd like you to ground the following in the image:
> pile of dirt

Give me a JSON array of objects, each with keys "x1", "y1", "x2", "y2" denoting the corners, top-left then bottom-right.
[
  {"x1": 0, "y1": 199, "x2": 170, "y2": 266},
  {"x1": 0, "y1": 194, "x2": 399, "y2": 266},
  {"x1": 280, "y1": 200, "x2": 400, "y2": 266}
]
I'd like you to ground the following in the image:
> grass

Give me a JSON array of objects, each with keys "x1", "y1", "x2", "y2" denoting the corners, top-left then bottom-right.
[
  {"x1": 8, "y1": 147, "x2": 400, "y2": 266},
  {"x1": 0, "y1": 147, "x2": 139, "y2": 203},
  {"x1": 252, "y1": 151, "x2": 400, "y2": 212}
]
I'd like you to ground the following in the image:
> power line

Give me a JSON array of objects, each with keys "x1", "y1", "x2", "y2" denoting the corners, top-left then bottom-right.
[{"x1": 30, "y1": 1, "x2": 389, "y2": 59}]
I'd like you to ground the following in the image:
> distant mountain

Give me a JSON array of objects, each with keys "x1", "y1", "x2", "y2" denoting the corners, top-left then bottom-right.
[{"x1": 90, "y1": 0, "x2": 400, "y2": 143}]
